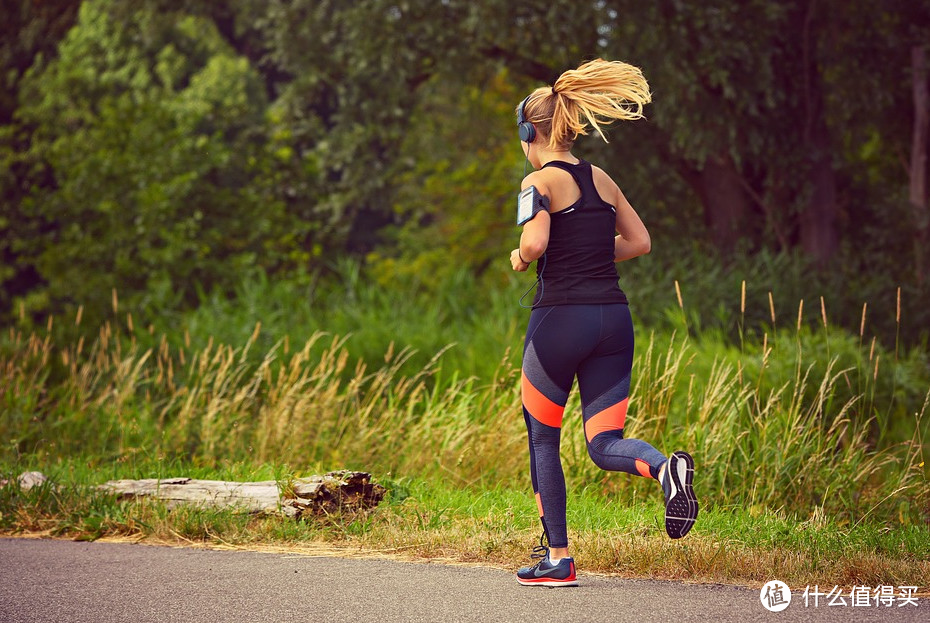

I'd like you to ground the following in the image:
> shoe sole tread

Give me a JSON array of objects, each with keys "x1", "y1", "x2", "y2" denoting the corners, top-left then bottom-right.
[{"x1": 665, "y1": 451, "x2": 698, "y2": 539}]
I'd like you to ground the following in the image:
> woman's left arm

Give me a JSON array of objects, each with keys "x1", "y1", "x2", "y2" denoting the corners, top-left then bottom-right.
[
  {"x1": 612, "y1": 186, "x2": 651, "y2": 262},
  {"x1": 511, "y1": 174, "x2": 551, "y2": 271}
]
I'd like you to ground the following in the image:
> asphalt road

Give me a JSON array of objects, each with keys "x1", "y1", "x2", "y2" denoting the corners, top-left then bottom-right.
[{"x1": 0, "y1": 538, "x2": 925, "y2": 623}]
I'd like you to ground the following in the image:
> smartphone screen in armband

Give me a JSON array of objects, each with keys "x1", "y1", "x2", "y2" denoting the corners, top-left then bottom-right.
[{"x1": 516, "y1": 185, "x2": 550, "y2": 225}]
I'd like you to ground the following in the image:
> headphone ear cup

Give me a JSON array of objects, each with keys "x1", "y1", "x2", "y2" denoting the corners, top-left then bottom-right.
[
  {"x1": 518, "y1": 121, "x2": 536, "y2": 143},
  {"x1": 517, "y1": 95, "x2": 536, "y2": 143}
]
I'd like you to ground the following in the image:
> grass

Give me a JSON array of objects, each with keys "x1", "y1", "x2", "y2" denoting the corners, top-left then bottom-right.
[
  {"x1": 3, "y1": 310, "x2": 927, "y2": 525},
  {"x1": 2, "y1": 465, "x2": 927, "y2": 589},
  {"x1": 1, "y1": 264, "x2": 929, "y2": 588}
]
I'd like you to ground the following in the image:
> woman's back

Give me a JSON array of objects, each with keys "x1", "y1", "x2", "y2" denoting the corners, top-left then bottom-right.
[{"x1": 533, "y1": 160, "x2": 627, "y2": 307}]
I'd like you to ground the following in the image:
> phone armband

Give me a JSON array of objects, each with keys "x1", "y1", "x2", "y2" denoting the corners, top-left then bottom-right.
[{"x1": 516, "y1": 185, "x2": 550, "y2": 226}]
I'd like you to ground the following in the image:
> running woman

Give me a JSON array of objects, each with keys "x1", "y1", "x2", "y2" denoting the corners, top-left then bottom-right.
[{"x1": 509, "y1": 59, "x2": 698, "y2": 587}]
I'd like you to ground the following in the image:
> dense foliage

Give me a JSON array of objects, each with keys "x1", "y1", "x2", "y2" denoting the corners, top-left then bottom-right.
[{"x1": 1, "y1": 0, "x2": 928, "y2": 344}]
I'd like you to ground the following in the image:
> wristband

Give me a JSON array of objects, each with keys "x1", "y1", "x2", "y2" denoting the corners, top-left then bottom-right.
[{"x1": 518, "y1": 250, "x2": 529, "y2": 264}]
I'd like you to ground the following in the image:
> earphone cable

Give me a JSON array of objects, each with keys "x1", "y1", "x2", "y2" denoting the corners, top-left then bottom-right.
[{"x1": 518, "y1": 253, "x2": 546, "y2": 309}]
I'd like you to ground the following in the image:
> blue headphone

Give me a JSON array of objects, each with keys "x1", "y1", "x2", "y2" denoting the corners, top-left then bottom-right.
[{"x1": 517, "y1": 95, "x2": 536, "y2": 143}]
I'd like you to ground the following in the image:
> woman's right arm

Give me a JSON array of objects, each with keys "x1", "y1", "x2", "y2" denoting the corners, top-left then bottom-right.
[
  {"x1": 612, "y1": 185, "x2": 651, "y2": 262},
  {"x1": 511, "y1": 172, "x2": 552, "y2": 271}
]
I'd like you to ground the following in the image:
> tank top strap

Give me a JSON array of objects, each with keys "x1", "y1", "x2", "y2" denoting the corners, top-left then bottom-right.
[{"x1": 541, "y1": 160, "x2": 600, "y2": 203}]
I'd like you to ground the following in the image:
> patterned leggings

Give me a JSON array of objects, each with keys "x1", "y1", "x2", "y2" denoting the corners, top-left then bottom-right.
[{"x1": 521, "y1": 303, "x2": 667, "y2": 548}]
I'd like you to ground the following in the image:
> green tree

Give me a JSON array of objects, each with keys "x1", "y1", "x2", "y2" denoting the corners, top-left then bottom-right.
[
  {"x1": 226, "y1": 0, "x2": 607, "y2": 255},
  {"x1": 370, "y1": 71, "x2": 526, "y2": 285},
  {"x1": 596, "y1": 0, "x2": 930, "y2": 270},
  {"x1": 0, "y1": 0, "x2": 81, "y2": 319},
  {"x1": 3, "y1": 0, "x2": 927, "y2": 338},
  {"x1": 12, "y1": 0, "x2": 291, "y2": 324}
]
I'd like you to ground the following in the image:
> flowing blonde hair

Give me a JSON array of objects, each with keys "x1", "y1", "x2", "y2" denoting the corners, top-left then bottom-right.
[{"x1": 520, "y1": 58, "x2": 651, "y2": 151}]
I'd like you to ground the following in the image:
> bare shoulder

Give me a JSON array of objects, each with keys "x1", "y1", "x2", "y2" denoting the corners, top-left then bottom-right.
[
  {"x1": 520, "y1": 168, "x2": 562, "y2": 192},
  {"x1": 590, "y1": 164, "x2": 619, "y2": 190},
  {"x1": 520, "y1": 170, "x2": 544, "y2": 190},
  {"x1": 590, "y1": 164, "x2": 621, "y2": 202}
]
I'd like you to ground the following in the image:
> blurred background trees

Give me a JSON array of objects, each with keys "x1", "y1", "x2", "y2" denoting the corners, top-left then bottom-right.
[{"x1": 1, "y1": 0, "x2": 928, "y2": 346}]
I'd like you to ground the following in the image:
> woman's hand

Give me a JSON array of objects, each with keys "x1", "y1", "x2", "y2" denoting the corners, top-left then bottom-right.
[{"x1": 511, "y1": 248, "x2": 530, "y2": 272}]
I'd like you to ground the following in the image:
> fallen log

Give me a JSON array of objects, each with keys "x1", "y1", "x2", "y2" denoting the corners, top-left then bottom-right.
[
  {"x1": 101, "y1": 477, "x2": 282, "y2": 513},
  {"x1": 102, "y1": 470, "x2": 385, "y2": 518},
  {"x1": 7, "y1": 470, "x2": 385, "y2": 519}
]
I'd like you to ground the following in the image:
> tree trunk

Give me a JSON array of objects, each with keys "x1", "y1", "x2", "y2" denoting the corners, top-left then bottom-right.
[
  {"x1": 799, "y1": 115, "x2": 839, "y2": 266},
  {"x1": 910, "y1": 45, "x2": 929, "y2": 286},
  {"x1": 655, "y1": 134, "x2": 754, "y2": 255},
  {"x1": 798, "y1": 0, "x2": 839, "y2": 267},
  {"x1": 696, "y1": 152, "x2": 751, "y2": 254}
]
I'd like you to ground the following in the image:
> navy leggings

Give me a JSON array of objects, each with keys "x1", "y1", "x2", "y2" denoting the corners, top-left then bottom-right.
[{"x1": 522, "y1": 303, "x2": 667, "y2": 548}]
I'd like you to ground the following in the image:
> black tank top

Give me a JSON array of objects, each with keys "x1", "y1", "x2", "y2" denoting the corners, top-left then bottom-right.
[{"x1": 533, "y1": 160, "x2": 628, "y2": 308}]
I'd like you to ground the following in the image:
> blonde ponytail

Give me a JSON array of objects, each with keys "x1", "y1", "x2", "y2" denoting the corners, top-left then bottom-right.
[{"x1": 521, "y1": 58, "x2": 651, "y2": 151}]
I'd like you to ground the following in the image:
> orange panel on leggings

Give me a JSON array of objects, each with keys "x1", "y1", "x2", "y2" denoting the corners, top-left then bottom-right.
[
  {"x1": 521, "y1": 371, "x2": 565, "y2": 428},
  {"x1": 584, "y1": 397, "x2": 628, "y2": 442}
]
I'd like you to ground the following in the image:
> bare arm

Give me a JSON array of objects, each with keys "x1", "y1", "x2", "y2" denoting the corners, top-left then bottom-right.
[
  {"x1": 612, "y1": 185, "x2": 651, "y2": 262},
  {"x1": 510, "y1": 173, "x2": 551, "y2": 271}
]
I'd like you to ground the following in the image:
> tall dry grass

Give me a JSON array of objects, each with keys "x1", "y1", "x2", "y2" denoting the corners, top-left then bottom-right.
[{"x1": 1, "y1": 284, "x2": 928, "y2": 524}]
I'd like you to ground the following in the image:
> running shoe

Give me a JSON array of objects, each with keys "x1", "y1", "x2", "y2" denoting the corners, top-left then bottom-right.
[
  {"x1": 516, "y1": 531, "x2": 578, "y2": 587},
  {"x1": 661, "y1": 450, "x2": 698, "y2": 539}
]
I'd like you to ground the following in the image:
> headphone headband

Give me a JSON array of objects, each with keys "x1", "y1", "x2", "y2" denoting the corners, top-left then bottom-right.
[{"x1": 517, "y1": 95, "x2": 536, "y2": 143}]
